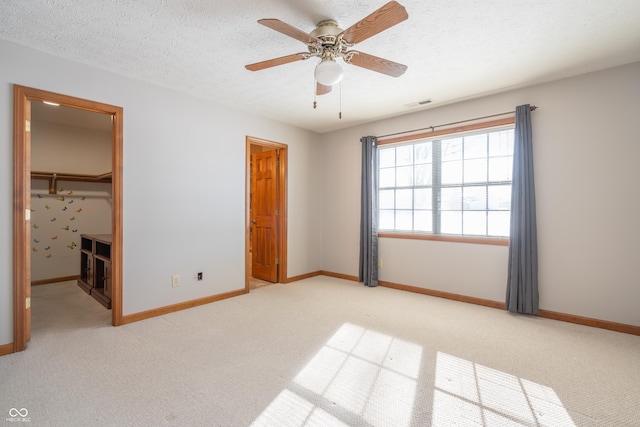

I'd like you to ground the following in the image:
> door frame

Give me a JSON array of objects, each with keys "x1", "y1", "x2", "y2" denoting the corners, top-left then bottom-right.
[
  {"x1": 245, "y1": 136, "x2": 287, "y2": 289},
  {"x1": 13, "y1": 85, "x2": 123, "y2": 353}
]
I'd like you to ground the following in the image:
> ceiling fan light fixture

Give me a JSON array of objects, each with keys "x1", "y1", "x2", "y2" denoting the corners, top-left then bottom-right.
[{"x1": 315, "y1": 59, "x2": 343, "y2": 86}]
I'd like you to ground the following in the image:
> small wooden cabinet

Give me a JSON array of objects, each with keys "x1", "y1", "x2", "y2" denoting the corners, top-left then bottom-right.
[{"x1": 77, "y1": 234, "x2": 112, "y2": 309}]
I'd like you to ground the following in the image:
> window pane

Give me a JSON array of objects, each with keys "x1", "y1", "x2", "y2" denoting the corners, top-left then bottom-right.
[
  {"x1": 489, "y1": 129, "x2": 514, "y2": 157},
  {"x1": 463, "y1": 211, "x2": 487, "y2": 235},
  {"x1": 415, "y1": 164, "x2": 432, "y2": 185},
  {"x1": 414, "y1": 188, "x2": 432, "y2": 209},
  {"x1": 488, "y1": 185, "x2": 511, "y2": 210},
  {"x1": 441, "y1": 160, "x2": 462, "y2": 184},
  {"x1": 396, "y1": 189, "x2": 413, "y2": 209},
  {"x1": 488, "y1": 157, "x2": 512, "y2": 182},
  {"x1": 396, "y1": 166, "x2": 413, "y2": 187},
  {"x1": 396, "y1": 210, "x2": 413, "y2": 231},
  {"x1": 441, "y1": 187, "x2": 462, "y2": 210},
  {"x1": 379, "y1": 189, "x2": 395, "y2": 209},
  {"x1": 415, "y1": 142, "x2": 432, "y2": 164},
  {"x1": 442, "y1": 138, "x2": 463, "y2": 161},
  {"x1": 464, "y1": 134, "x2": 487, "y2": 159},
  {"x1": 441, "y1": 211, "x2": 462, "y2": 234},
  {"x1": 488, "y1": 211, "x2": 510, "y2": 236},
  {"x1": 379, "y1": 168, "x2": 395, "y2": 188},
  {"x1": 379, "y1": 148, "x2": 396, "y2": 168},
  {"x1": 463, "y1": 186, "x2": 486, "y2": 210},
  {"x1": 414, "y1": 210, "x2": 432, "y2": 232},
  {"x1": 464, "y1": 158, "x2": 487, "y2": 183},
  {"x1": 380, "y1": 209, "x2": 395, "y2": 230},
  {"x1": 377, "y1": 126, "x2": 513, "y2": 238},
  {"x1": 396, "y1": 145, "x2": 413, "y2": 166}
]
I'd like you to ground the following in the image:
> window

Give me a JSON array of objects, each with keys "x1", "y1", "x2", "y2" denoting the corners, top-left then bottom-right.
[{"x1": 378, "y1": 127, "x2": 514, "y2": 239}]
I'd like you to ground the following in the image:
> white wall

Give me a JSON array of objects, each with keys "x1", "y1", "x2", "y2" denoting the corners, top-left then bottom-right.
[
  {"x1": 31, "y1": 120, "x2": 112, "y2": 174},
  {"x1": 320, "y1": 62, "x2": 640, "y2": 327},
  {"x1": 0, "y1": 40, "x2": 323, "y2": 346}
]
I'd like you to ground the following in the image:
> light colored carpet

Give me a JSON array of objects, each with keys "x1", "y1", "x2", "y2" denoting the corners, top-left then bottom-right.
[{"x1": 1, "y1": 277, "x2": 639, "y2": 426}]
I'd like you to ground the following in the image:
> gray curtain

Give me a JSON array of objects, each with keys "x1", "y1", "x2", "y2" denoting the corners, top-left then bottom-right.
[
  {"x1": 506, "y1": 104, "x2": 538, "y2": 314},
  {"x1": 359, "y1": 136, "x2": 379, "y2": 287}
]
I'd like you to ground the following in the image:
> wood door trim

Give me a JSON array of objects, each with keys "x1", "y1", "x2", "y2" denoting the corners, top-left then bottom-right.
[
  {"x1": 245, "y1": 136, "x2": 287, "y2": 289},
  {"x1": 13, "y1": 85, "x2": 123, "y2": 353}
]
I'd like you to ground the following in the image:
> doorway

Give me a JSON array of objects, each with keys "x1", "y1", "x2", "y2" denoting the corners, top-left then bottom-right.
[
  {"x1": 13, "y1": 85, "x2": 123, "y2": 353},
  {"x1": 245, "y1": 136, "x2": 287, "y2": 290}
]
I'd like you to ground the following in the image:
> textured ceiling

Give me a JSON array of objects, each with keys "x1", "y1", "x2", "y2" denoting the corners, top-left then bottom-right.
[{"x1": 2, "y1": 0, "x2": 640, "y2": 133}]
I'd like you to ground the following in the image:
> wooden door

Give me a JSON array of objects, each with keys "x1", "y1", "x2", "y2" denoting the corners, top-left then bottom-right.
[{"x1": 251, "y1": 150, "x2": 278, "y2": 282}]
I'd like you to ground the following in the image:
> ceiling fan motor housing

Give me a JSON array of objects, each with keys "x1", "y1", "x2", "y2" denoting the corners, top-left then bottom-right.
[
  {"x1": 310, "y1": 20, "x2": 343, "y2": 38},
  {"x1": 308, "y1": 20, "x2": 352, "y2": 61}
]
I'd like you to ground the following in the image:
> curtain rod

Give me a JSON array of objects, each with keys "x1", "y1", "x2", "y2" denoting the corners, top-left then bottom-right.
[{"x1": 376, "y1": 105, "x2": 537, "y2": 140}]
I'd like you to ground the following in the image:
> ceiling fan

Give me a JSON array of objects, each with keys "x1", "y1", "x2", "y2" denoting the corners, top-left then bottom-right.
[{"x1": 245, "y1": 1, "x2": 409, "y2": 97}]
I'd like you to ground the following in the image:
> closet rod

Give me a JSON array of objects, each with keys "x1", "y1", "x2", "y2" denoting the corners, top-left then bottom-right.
[
  {"x1": 31, "y1": 171, "x2": 112, "y2": 181},
  {"x1": 377, "y1": 105, "x2": 537, "y2": 140},
  {"x1": 31, "y1": 171, "x2": 112, "y2": 194}
]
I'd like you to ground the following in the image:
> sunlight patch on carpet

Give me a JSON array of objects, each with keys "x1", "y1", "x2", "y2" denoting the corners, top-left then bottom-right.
[
  {"x1": 251, "y1": 322, "x2": 422, "y2": 427},
  {"x1": 432, "y1": 352, "x2": 576, "y2": 426}
]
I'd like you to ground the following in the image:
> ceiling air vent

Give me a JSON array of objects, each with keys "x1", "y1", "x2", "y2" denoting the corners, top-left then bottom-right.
[{"x1": 404, "y1": 99, "x2": 432, "y2": 108}]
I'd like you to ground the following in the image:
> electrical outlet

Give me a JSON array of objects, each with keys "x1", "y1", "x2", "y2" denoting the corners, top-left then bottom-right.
[
  {"x1": 172, "y1": 274, "x2": 180, "y2": 287},
  {"x1": 197, "y1": 272, "x2": 203, "y2": 281}
]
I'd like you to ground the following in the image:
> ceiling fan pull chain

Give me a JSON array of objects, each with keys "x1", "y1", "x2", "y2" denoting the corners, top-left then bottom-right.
[
  {"x1": 313, "y1": 83, "x2": 317, "y2": 109},
  {"x1": 339, "y1": 81, "x2": 342, "y2": 119}
]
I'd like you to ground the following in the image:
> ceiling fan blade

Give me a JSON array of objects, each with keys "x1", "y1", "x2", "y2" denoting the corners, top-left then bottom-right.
[
  {"x1": 245, "y1": 53, "x2": 307, "y2": 71},
  {"x1": 340, "y1": 1, "x2": 408, "y2": 45},
  {"x1": 258, "y1": 19, "x2": 319, "y2": 44},
  {"x1": 346, "y1": 51, "x2": 407, "y2": 77},
  {"x1": 316, "y1": 82, "x2": 332, "y2": 96}
]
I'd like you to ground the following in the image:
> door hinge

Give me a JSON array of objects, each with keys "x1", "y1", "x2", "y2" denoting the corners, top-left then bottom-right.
[
  {"x1": 25, "y1": 297, "x2": 31, "y2": 309},
  {"x1": 276, "y1": 258, "x2": 280, "y2": 265},
  {"x1": 276, "y1": 209, "x2": 280, "y2": 216},
  {"x1": 26, "y1": 120, "x2": 30, "y2": 132}
]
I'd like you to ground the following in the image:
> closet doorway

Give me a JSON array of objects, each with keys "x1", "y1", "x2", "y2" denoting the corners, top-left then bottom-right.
[
  {"x1": 13, "y1": 85, "x2": 123, "y2": 353},
  {"x1": 245, "y1": 136, "x2": 287, "y2": 289}
]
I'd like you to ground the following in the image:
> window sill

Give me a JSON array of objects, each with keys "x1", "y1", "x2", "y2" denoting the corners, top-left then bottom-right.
[{"x1": 378, "y1": 232, "x2": 509, "y2": 246}]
